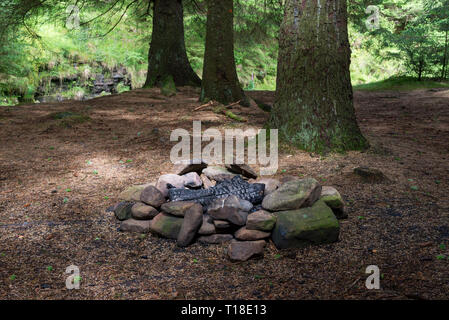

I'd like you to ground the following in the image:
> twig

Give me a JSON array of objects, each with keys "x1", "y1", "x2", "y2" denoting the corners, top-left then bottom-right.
[{"x1": 194, "y1": 100, "x2": 216, "y2": 111}]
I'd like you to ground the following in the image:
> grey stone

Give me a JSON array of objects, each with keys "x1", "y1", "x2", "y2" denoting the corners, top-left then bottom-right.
[
  {"x1": 198, "y1": 214, "x2": 216, "y2": 235},
  {"x1": 262, "y1": 178, "x2": 321, "y2": 211},
  {"x1": 208, "y1": 195, "x2": 249, "y2": 226},
  {"x1": 251, "y1": 178, "x2": 280, "y2": 196},
  {"x1": 225, "y1": 163, "x2": 258, "y2": 179},
  {"x1": 119, "y1": 219, "x2": 151, "y2": 233},
  {"x1": 183, "y1": 172, "x2": 202, "y2": 188},
  {"x1": 131, "y1": 202, "x2": 158, "y2": 220},
  {"x1": 140, "y1": 185, "x2": 165, "y2": 207},
  {"x1": 171, "y1": 159, "x2": 208, "y2": 175},
  {"x1": 156, "y1": 174, "x2": 186, "y2": 197},
  {"x1": 246, "y1": 210, "x2": 277, "y2": 231},
  {"x1": 227, "y1": 240, "x2": 266, "y2": 262},
  {"x1": 320, "y1": 186, "x2": 347, "y2": 219},
  {"x1": 271, "y1": 200, "x2": 340, "y2": 249},
  {"x1": 198, "y1": 234, "x2": 233, "y2": 244},
  {"x1": 235, "y1": 227, "x2": 270, "y2": 241},
  {"x1": 213, "y1": 220, "x2": 231, "y2": 230},
  {"x1": 161, "y1": 201, "x2": 196, "y2": 217},
  {"x1": 202, "y1": 166, "x2": 236, "y2": 182},
  {"x1": 177, "y1": 203, "x2": 203, "y2": 247},
  {"x1": 149, "y1": 213, "x2": 184, "y2": 239},
  {"x1": 114, "y1": 201, "x2": 134, "y2": 221},
  {"x1": 353, "y1": 167, "x2": 388, "y2": 183}
]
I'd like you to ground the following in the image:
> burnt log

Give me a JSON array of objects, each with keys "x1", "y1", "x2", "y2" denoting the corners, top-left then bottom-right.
[{"x1": 168, "y1": 176, "x2": 265, "y2": 208}]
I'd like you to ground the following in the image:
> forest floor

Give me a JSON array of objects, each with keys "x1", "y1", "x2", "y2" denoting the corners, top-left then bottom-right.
[{"x1": 0, "y1": 87, "x2": 448, "y2": 300}]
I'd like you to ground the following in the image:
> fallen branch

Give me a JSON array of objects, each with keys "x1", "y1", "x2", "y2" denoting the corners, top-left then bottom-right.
[{"x1": 194, "y1": 100, "x2": 217, "y2": 111}]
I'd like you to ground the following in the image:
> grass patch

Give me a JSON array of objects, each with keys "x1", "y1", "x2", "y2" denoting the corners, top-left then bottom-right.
[{"x1": 354, "y1": 77, "x2": 449, "y2": 91}]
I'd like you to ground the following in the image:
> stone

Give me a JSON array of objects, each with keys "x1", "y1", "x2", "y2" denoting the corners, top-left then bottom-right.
[
  {"x1": 114, "y1": 201, "x2": 134, "y2": 221},
  {"x1": 140, "y1": 185, "x2": 165, "y2": 207},
  {"x1": 246, "y1": 210, "x2": 277, "y2": 231},
  {"x1": 208, "y1": 195, "x2": 249, "y2": 226},
  {"x1": 227, "y1": 240, "x2": 266, "y2": 262},
  {"x1": 119, "y1": 219, "x2": 151, "y2": 233},
  {"x1": 353, "y1": 167, "x2": 388, "y2": 183},
  {"x1": 238, "y1": 199, "x2": 253, "y2": 212},
  {"x1": 183, "y1": 172, "x2": 202, "y2": 188},
  {"x1": 118, "y1": 185, "x2": 145, "y2": 201},
  {"x1": 235, "y1": 227, "x2": 270, "y2": 241},
  {"x1": 156, "y1": 174, "x2": 186, "y2": 197},
  {"x1": 177, "y1": 203, "x2": 203, "y2": 247},
  {"x1": 271, "y1": 200, "x2": 340, "y2": 249},
  {"x1": 225, "y1": 163, "x2": 257, "y2": 179},
  {"x1": 202, "y1": 166, "x2": 236, "y2": 182},
  {"x1": 213, "y1": 220, "x2": 231, "y2": 230},
  {"x1": 161, "y1": 201, "x2": 196, "y2": 217},
  {"x1": 198, "y1": 234, "x2": 233, "y2": 244},
  {"x1": 200, "y1": 174, "x2": 215, "y2": 189},
  {"x1": 262, "y1": 178, "x2": 321, "y2": 211},
  {"x1": 198, "y1": 214, "x2": 216, "y2": 235},
  {"x1": 131, "y1": 202, "x2": 158, "y2": 220},
  {"x1": 251, "y1": 178, "x2": 280, "y2": 196},
  {"x1": 320, "y1": 186, "x2": 347, "y2": 219},
  {"x1": 171, "y1": 159, "x2": 208, "y2": 175},
  {"x1": 149, "y1": 213, "x2": 184, "y2": 239}
]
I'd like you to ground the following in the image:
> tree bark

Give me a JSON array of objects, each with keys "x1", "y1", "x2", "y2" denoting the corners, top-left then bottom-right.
[
  {"x1": 144, "y1": 0, "x2": 201, "y2": 88},
  {"x1": 442, "y1": 30, "x2": 448, "y2": 80},
  {"x1": 200, "y1": 0, "x2": 249, "y2": 105},
  {"x1": 270, "y1": 0, "x2": 369, "y2": 153}
]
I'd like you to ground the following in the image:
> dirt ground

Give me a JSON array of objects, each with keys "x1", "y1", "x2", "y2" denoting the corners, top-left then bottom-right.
[{"x1": 0, "y1": 87, "x2": 448, "y2": 300}]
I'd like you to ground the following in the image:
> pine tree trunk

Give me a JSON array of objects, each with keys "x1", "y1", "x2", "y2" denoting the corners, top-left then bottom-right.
[
  {"x1": 200, "y1": 0, "x2": 248, "y2": 105},
  {"x1": 144, "y1": 0, "x2": 201, "y2": 88},
  {"x1": 442, "y1": 30, "x2": 448, "y2": 80},
  {"x1": 270, "y1": 0, "x2": 368, "y2": 153}
]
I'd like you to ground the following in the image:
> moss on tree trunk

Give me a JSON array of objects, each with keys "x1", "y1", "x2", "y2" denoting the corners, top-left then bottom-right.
[
  {"x1": 200, "y1": 0, "x2": 248, "y2": 106},
  {"x1": 144, "y1": 0, "x2": 201, "y2": 88},
  {"x1": 270, "y1": 0, "x2": 369, "y2": 154}
]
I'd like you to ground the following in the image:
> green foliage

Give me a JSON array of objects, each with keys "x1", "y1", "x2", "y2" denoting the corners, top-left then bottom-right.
[{"x1": 354, "y1": 76, "x2": 449, "y2": 91}]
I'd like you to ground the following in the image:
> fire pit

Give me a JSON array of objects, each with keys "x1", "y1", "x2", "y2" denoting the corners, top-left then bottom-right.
[{"x1": 109, "y1": 161, "x2": 346, "y2": 262}]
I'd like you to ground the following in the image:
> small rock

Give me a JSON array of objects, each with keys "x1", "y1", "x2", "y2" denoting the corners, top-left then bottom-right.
[
  {"x1": 225, "y1": 163, "x2": 257, "y2": 179},
  {"x1": 140, "y1": 185, "x2": 165, "y2": 207},
  {"x1": 235, "y1": 227, "x2": 270, "y2": 241},
  {"x1": 177, "y1": 203, "x2": 203, "y2": 247},
  {"x1": 202, "y1": 166, "x2": 236, "y2": 182},
  {"x1": 251, "y1": 178, "x2": 280, "y2": 196},
  {"x1": 353, "y1": 167, "x2": 388, "y2": 183},
  {"x1": 320, "y1": 186, "x2": 347, "y2": 219},
  {"x1": 198, "y1": 214, "x2": 216, "y2": 235},
  {"x1": 262, "y1": 178, "x2": 321, "y2": 211},
  {"x1": 149, "y1": 213, "x2": 184, "y2": 239},
  {"x1": 246, "y1": 210, "x2": 276, "y2": 231},
  {"x1": 208, "y1": 195, "x2": 249, "y2": 226},
  {"x1": 161, "y1": 201, "x2": 196, "y2": 217},
  {"x1": 119, "y1": 184, "x2": 153, "y2": 201},
  {"x1": 200, "y1": 174, "x2": 215, "y2": 189},
  {"x1": 271, "y1": 200, "x2": 340, "y2": 249},
  {"x1": 120, "y1": 219, "x2": 151, "y2": 233},
  {"x1": 131, "y1": 202, "x2": 159, "y2": 220},
  {"x1": 238, "y1": 199, "x2": 253, "y2": 212},
  {"x1": 198, "y1": 234, "x2": 233, "y2": 244},
  {"x1": 156, "y1": 174, "x2": 186, "y2": 197},
  {"x1": 172, "y1": 159, "x2": 208, "y2": 175},
  {"x1": 114, "y1": 202, "x2": 134, "y2": 221},
  {"x1": 227, "y1": 240, "x2": 266, "y2": 262},
  {"x1": 214, "y1": 220, "x2": 231, "y2": 230},
  {"x1": 183, "y1": 172, "x2": 202, "y2": 188}
]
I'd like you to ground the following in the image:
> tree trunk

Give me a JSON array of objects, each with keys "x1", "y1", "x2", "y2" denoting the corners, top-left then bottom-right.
[
  {"x1": 442, "y1": 30, "x2": 448, "y2": 80},
  {"x1": 200, "y1": 0, "x2": 249, "y2": 105},
  {"x1": 270, "y1": 0, "x2": 368, "y2": 153},
  {"x1": 144, "y1": 0, "x2": 201, "y2": 88}
]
